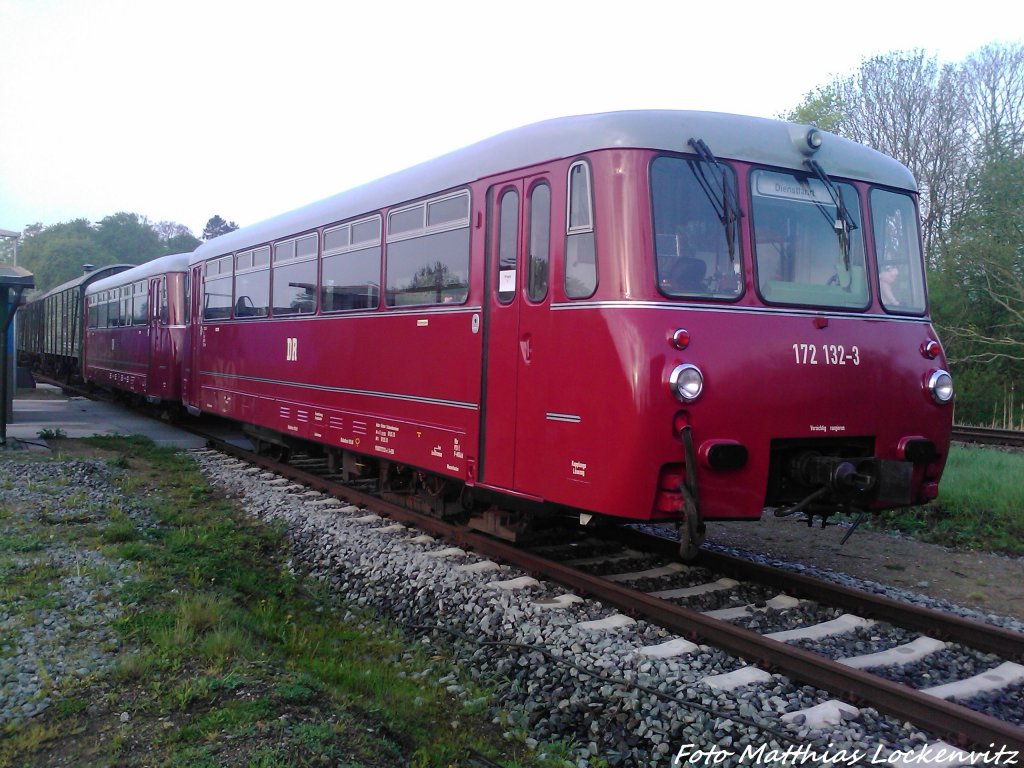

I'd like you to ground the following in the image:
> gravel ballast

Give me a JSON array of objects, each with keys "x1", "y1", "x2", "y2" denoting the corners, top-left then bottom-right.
[
  {"x1": 191, "y1": 450, "x2": 1022, "y2": 767},
  {"x1": 0, "y1": 458, "x2": 145, "y2": 725}
]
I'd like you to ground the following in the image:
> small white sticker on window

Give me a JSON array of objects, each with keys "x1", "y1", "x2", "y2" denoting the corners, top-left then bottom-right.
[{"x1": 499, "y1": 270, "x2": 516, "y2": 293}]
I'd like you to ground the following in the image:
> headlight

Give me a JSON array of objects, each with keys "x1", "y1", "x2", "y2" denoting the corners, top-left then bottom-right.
[
  {"x1": 669, "y1": 363, "x2": 704, "y2": 402},
  {"x1": 927, "y1": 369, "x2": 953, "y2": 404}
]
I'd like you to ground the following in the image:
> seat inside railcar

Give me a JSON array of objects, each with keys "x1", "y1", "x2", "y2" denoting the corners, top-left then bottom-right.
[
  {"x1": 666, "y1": 257, "x2": 707, "y2": 293},
  {"x1": 657, "y1": 232, "x2": 708, "y2": 294}
]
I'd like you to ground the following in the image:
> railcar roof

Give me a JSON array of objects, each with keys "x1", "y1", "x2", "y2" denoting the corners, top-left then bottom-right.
[
  {"x1": 192, "y1": 109, "x2": 917, "y2": 264},
  {"x1": 85, "y1": 253, "x2": 192, "y2": 296},
  {"x1": 28, "y1": 263, "x2": 135, "y2": 303}
]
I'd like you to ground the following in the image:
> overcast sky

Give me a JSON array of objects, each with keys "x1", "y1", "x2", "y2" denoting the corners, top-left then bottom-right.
[{"x1": 1, "y1": 0, "x2": 1021, "y2": 239}]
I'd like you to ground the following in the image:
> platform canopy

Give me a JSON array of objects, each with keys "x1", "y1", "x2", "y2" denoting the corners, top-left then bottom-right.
[
  {"x1": 1, "y1": 263, "x2": 35, "y2": 444},
  {"x1": 0, "y1": 263, "x2": 34, "y2": 321},
  {"x1": 0, "y1": 264, "x2": 34, "y2": 288}
]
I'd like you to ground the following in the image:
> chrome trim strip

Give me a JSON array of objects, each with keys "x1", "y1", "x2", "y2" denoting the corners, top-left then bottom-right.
[
  {"x1": 200, "y1": 372, "x2": 478, "y2": 411},
  {"x1": 546, "y1": 412, "x2": 582, "y2": 423},
  {"x1": 549, "y1": 300, "x2": 932, "y2": 323},
  {"x1": 202, "y1": 305, "x2": 482, "y2": 324},
  {"x1": 90, "y1": 362, "x2": 147, "y2": 372}
]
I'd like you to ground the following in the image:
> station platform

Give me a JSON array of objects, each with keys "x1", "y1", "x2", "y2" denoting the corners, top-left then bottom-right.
[{"x1": 5, "y1": 386, "x2": 209, "y2": 450}]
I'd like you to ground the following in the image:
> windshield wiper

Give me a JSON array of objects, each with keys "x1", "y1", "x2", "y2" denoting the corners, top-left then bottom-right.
[
  {"x1": 804, "y1": 158, "x2": 858, "y2": 272},
  {"x1": 687, "y1": 138, "x2": 743, "y2": 263}
]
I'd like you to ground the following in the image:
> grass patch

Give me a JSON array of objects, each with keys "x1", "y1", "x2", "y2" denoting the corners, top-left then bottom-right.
[
  {"x1": 878, "y1": 444, "x2": 1024, "y2": 555},
  {"x1": 100, "y1": 512, "x2": 139, "y2": 544},
  {"x1": 1, "y1": 437, "x2": 576, "y2": 768},
  {"x1": 0, "y1": 533, "x2": 45, "y2": 553}
]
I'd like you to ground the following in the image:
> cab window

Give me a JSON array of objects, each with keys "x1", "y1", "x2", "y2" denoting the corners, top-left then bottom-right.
[
  {"x1": 751, "y1": 169, "x2": 868, "y2": 309},
  {"x1": 871, "y1": 189, "x2": 926, "y2": 314},
  {"x1": 651, "y1": 155, "x2": 743, "y2": 299}
]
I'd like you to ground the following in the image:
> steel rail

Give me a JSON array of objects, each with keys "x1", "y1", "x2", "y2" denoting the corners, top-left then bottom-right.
[
  {"x1": 209, "y1": 439, "x2": 1024, "y2": 753},
  {"x1": 616, "y1": 527, "x2": 1024, "y2": 662},
  {"x1": 951, "y1": 425, "x2": 1024, "y2": 448}
]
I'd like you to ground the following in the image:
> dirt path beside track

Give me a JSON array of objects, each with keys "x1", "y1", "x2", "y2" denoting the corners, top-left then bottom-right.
[{"x1": 705, "y1": 512, "x2": 1024, "y2": 623}]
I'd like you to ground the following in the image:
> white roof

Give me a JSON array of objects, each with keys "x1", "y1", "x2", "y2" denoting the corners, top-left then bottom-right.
[
  {"x1": 31, "y1": 263, "x2": 134, "y2": 302},
  {"x1": 85, "y1": 252, "x2": 192, "y2": 296},
  {"x1": 192, "y1": 109, "x2": 917, "y2": 264}
]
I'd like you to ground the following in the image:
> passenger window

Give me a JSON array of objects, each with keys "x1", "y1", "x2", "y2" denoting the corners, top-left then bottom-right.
[
  {"x1": 497, "y1": 188, "x2": 519, "y2": 304},
  {"x1": 528, "y1": 183, "x2": 551, "y2": 302},
  {"x1": 183, "y1": 273, "x2": 190, "y2": 325},
  {"x1": 234, "y1": 248, "x2": 270, "y2": 318},
  {"x1": 273, "y1": 234, "x2": 318, "y2": 316},
  {"x1": 107, "y1": 291, "x2": 120, "y2": 327},
  {"x1": 322, "y1": 216, "x2": 382, "y2": 312},
  {"x1": 203, "y1": 256, "x2": 234, "y2": 321},
  {"x1": 158, "y1": 278, "x2": 167, "y2": 324},
  {"x1": 565, "y1": 161, "x2": 596, "y2": 298},
  {"x1": 386, "y1": 190, "x2": 470, "y2": 307},
  {"x1": 133, "y1": 281, "x2": 148, "y2": 325}
]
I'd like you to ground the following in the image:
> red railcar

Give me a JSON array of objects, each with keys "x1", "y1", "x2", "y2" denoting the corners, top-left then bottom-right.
[
  {"x1": 83, "y1": 253, "x2": 190, "y2": 405},
  {"x1": 185, "y1": 111, "x2": 953, "y2": 556}
]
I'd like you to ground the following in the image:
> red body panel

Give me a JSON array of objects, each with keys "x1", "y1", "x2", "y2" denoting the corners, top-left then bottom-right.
[
  {"x1": 193, "y1": 309, "x2": 483, "y2": 479},
  {"x1": 85, "y1": 324, "x2": 151, "y2": 394}
]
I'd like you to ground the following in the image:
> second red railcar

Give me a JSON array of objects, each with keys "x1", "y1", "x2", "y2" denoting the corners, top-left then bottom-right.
[{"x1": 84, "y1": 252, "x2": 191, "y2": 405}]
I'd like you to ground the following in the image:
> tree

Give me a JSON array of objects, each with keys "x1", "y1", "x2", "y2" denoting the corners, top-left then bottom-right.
[
  {"x1": 785, "y1": 49, "x2": 971, "y2": 260},
  {"x1": 963, "y1": 43, "x2": 1024, "y2": 159},
  {"x1": 165, "y1": 231, "x2": 202, "y2": 254},
  {"x1": 783, "y1": 83, "x2": 846, "y2": 135},
  {"x1": 202, "y1": 215, "x2": 239, "y2": 240},
  {"x1": 936, "y1": 153, "x2": 1024, "y2": 362},
  {"x1": 153, "y1": 220, "x2": 201, "y2": 254},
  {"x1": 95, "y1": 212, "x2": 163, "y2": 265},
  {"x1": 16, "y1": 220, "x2": 108, "y2": 291}
]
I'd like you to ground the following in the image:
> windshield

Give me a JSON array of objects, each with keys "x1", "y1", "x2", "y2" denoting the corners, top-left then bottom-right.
[
  {"x1": 651, "y1": 155, "x2": 743, "y2": 299},
  {"x1": 751, "y1": 169, "x2": 868, "y2": 309}
]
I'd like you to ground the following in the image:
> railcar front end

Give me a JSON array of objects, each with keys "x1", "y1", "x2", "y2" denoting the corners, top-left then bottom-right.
[{"x1": 547, "y1": 131, "x2": 952, "y2": 557}]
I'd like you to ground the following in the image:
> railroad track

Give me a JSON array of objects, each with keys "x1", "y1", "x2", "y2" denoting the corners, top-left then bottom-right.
[
  {"x1": 951, "y1": 425, "x2": 1024, "y2": 449},
  {"x1": 203, "y1": 438, "x2": 1024, "y2": 757}
]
